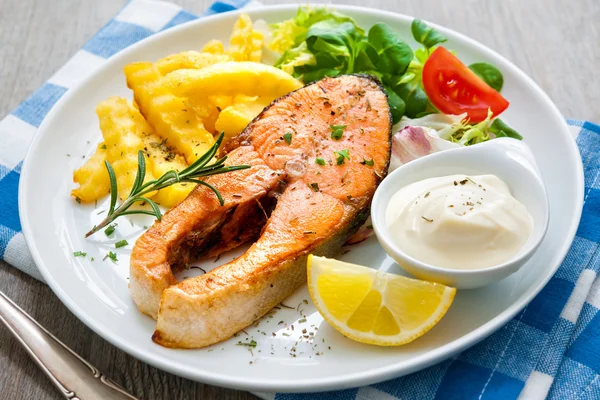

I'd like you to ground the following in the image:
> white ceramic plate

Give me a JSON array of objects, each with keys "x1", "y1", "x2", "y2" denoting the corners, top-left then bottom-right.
[{"x1": 19, "y1": 4, "x2": 584, "y2": 393}]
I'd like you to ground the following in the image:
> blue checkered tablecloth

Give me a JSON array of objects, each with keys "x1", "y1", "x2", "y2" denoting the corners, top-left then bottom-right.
[{"x1": 1, "y1": 1, "x2": 599, "y2": 399}]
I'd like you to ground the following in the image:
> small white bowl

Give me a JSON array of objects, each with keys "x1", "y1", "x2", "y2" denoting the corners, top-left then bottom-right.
[{"x1": 371, "y1": 138, "x2": 549, "y2": 289}]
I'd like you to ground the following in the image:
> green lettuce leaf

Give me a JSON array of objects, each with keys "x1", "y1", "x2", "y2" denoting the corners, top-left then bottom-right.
[
  {"x1": 270, "y1": 6, "x2": 364, "y2": 54},
  {"x1": 274, "y1": 42, "x2": 316, "y2": 76}
]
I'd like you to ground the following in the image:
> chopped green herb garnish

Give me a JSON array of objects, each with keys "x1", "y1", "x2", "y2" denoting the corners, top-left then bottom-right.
[
  {"x1": 334, "y1": 149, "x2": 350, "y2": 165},
  {"x1": 104, "y1": 251, "x2": 118, "y2": 262},
  {"x1": 236, "y1": 340, "x2": 257, "y2": 348},
  {"x1": 309, "y1": 183, "x2": 319, "y2": 192},
  {"x1": 330, "y1": 125, "x2": 347, "y2": 140},
  {"x1": 90, "y1": 257, "x2": 95, "y2": 261},
  {"x1": 73, "y1": 251, "x2": 87, "y2": 257},
  {"x1": 115, "y1": 240, "x2": 128, "y2": 248},
  {"x1": 104, "y1": 225, "x2": 115, "y2": 236},
  {"x1": 282, "y1": 332, "x2": 291, "y2": 337},
  {"x1": 360, "y1": 158, "x2": 374, "y2": 166},
  {"x1": 283, "y1": 132, "x2": 293, "y2": 145},
  {"x1": 100, "y1": 144, "x2": 107, "y2": 150},
  {"x1": 315, "y1": 157, "x2": 326, "y2": 165},
  {"x1": 75, "y1": 197, "x2": 81, "y2": 204}
]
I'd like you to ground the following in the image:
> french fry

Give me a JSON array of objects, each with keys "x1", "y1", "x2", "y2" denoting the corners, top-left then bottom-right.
[
  {"x1": 72, "y1": 97, "x2": 148, "y2": 201},
  {"x1": 146, "y1": 157, "x2": 194, "y2": 207},
  {"x1": 228, "y1": 14, "x2": 263, "y2": 62},
  {"x1": 97, "y1": 97, "x2": 148, "y2": 199},
  {"x1": 156, "y1": 51, "x2": 231, "y2": 76},
  {"x1": 202, "y1": 39, "x2": 226, "y2": 54},
  {"x1": 124, "y1": 62, "x2": 214, "y2": 164},
  {"x1": 163, "y1": 62, "x2": 302, "y2": 100},
  {"x1": 215, "y1": 96, "x2": 270, "y2": 139},
  {"x1": 72, "y1": 143, "x2": 110, "y2": 202},
  {"x1": 122, "y1": 98, "x2": 195, "y2": 207},
  {"x1": 208, "y1": 95, "x2": 233, "y2": 111},
  {"x1": 74, "y1": 13, "x2": 300, "y2": 210},
  {"x1": 164, "y1": 62, "x2": 301, "y2": 137},
  {"x1": 72, "y1": 97, "x2": 194, "y2": 207}
]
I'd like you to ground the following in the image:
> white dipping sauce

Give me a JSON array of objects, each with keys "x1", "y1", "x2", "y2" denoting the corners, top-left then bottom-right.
[{"x1": 386, "y1": 174, "x2": 533, "y2": 270}]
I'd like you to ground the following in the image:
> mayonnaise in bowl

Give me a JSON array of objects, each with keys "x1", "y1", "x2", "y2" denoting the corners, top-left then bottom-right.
[{"x1": 386, "y1": 174, "x2": 534, "y2": 270}]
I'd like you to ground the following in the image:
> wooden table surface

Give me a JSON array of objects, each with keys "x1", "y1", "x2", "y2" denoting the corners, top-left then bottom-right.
[{"x1": 0, "y1": 0, "x2": 598, "y2": 399}]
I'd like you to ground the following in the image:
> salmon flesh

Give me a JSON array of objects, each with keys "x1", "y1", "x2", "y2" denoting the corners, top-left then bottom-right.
[{"x1": 130, "y1": 74, "x2": 392, "y2": 348}]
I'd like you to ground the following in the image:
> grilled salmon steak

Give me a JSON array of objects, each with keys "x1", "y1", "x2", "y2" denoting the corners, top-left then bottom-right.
[
  {"x1": 130, "y1": 74, "x2": 392, "y2": 348},
  {"x1": 129, "y1": 146, "x2": 281, "y2": 319}
]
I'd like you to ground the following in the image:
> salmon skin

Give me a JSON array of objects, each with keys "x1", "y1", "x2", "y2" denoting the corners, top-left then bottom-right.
[{"x1": 130, "y1": 74, "x2": 392, "y2": 347}]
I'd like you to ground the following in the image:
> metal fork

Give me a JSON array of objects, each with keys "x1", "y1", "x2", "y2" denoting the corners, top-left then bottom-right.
[{"x1": 0, "y1": 290, "x2": 138, "y2": 399}]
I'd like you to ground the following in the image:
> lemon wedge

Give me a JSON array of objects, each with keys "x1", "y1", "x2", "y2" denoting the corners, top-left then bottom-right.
[{"x1": 307, "y1": 255, "x2": 456, "y2": 346}]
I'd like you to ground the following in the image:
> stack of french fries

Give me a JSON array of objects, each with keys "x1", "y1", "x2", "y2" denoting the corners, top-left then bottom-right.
[{"x1": 72, "y1": 15, "x2": 301, "y2": 208}]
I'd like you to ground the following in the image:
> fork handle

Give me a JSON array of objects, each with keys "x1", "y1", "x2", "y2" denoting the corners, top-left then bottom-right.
[{"x1": 0, "y1": 290, "x2": 137, "y2": 400}]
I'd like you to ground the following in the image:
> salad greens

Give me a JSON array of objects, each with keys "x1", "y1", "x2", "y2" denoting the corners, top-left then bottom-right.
[
  {"x1": 271, "y1": 7, "x2": 444, "y2": 122},
  {"x1": 469, "y1": 63, "x2": 504, "y2": 92},
  {"x1": 270, "y1": 7, "x2": 362, "y2": 54},
  {"x1": 390, "y1": 19, "x2": 448, "y2": 120},
  {"x1": 399, "y1": 111, "x2": 522, "y2": 145},
  {"x1": 269, "y1": 6, "x2": 521, "y2": 142},
  {"x1": 410, "y1": 19, "x2": 447, "y2": 49},
  {"x1": 489, "y1": 118, "x2": 523, "y2": 140}
]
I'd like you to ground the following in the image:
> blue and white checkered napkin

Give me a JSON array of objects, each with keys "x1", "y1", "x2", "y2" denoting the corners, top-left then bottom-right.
[{"x1": 1, "y1": 1, "x2": 599, "y2": 398}]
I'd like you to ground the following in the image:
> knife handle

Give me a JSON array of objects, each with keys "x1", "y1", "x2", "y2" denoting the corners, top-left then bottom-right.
[{"x1": 0, "y1": 290, "x2": 138, "y2": 400}]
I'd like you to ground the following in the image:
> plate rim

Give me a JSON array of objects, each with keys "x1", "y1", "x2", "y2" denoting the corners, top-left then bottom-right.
[{"x1": 18, "y1": 3, "x2": 585, "y2": 392}]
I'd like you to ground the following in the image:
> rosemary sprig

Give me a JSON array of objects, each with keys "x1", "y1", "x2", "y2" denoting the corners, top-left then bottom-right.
[{"x1": 85, "y1": 132, "x2": 249, "y2": 237}]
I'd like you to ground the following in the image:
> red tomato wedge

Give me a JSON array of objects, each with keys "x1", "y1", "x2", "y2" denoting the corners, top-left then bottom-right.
[{"x1": 422, "y1": 46, "x2": 509, "y2": 122}]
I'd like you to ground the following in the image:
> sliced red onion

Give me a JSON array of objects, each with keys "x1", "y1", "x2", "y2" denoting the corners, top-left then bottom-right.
[{"x1": 389, "y1": 126, "x2": 460, "y2": 172}]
